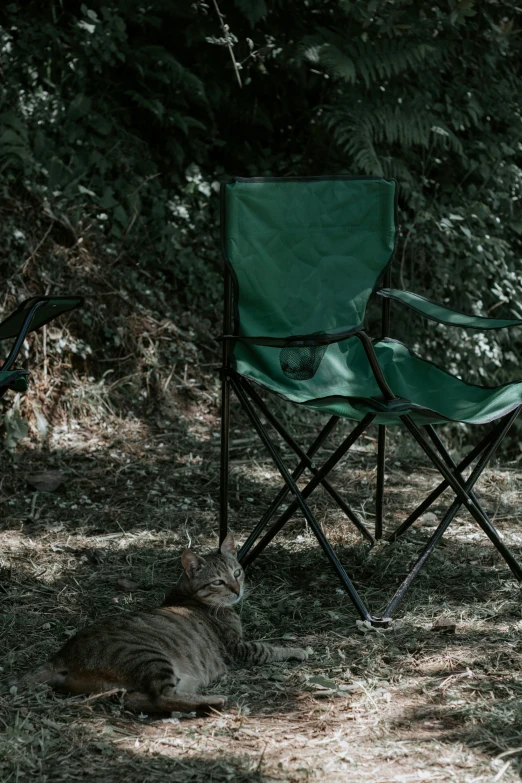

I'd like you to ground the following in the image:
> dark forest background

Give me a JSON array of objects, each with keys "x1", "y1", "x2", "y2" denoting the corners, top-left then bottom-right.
[{"x1": 1, "y1": 0, "x2": 522, "y2": 447}]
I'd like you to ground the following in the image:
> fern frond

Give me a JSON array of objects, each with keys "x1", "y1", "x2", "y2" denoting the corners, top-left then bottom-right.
[
  {"x1": 301, "y1": 34, "x2": 447, "y2": 87},
  {"x1": 303, "y1": 42, "x2": 357, "y2": 82},
  {"x1": 354, "y1": 40, "x2": 442, "y2": 87}
]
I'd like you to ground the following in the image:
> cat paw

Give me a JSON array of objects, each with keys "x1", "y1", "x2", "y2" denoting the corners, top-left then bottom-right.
[{"x1": 286, "y1": 647, "x2": 308, "y2": 661}]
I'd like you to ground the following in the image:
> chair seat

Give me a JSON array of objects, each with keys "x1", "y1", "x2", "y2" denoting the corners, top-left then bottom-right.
[{"x1": 235, "y1": 337, "x2": 522, "y2": 426}]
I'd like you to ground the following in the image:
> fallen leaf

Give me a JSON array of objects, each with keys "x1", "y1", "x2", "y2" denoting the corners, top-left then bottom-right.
[
  {"x1": 4, "y1": 402, "x2": 29, "y2": 452},
  {"x1": 27, "y1": 470, "x2": 63, "y2": 492},
  {"x1": 116, "y1": 577, "x2": 140, "y2": 592},
  {"x1": 430, "y1": 620, "x2": 456, "y2": 634},
  {"x1": 338, "y1": 683, "x2": 364, "y2": 693},
  {"x1": 355, "y1": 619, "x2": 391, "y2": 634},
  {"x1": 51, "y1": 544, "x2": 75, "y2": 553},
  {"x1": 34, "y1": 409, "x2": 49, "y2": 441},
  {"x1": 307, "y1": 674, "x2": 338, "y2": 690},
  {"x1": 313, "y1": 689, "x2": 337, "y2": 698},
  {"x1": 82, "y1": 549, "x2": 104, "y2": 565},
  {"x1": 419, "y1": 512, "x2": 438, "y2": 527}
]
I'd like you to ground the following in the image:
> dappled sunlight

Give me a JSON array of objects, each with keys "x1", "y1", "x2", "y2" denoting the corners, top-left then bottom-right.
[
  {"x1": 2, "y1": 1, "x2": 522, "y2": 779},
  {"x1": 1, "y1": 204, "x2": 522, "y2": 779},
  {"x1": 4, "y1": 469, "x2": 522, "y2": 781}
]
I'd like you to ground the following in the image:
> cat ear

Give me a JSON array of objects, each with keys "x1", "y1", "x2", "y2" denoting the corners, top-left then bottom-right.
[
  {"x1": 181, "y1": 550, "x2": 205, "y2": 578},
  {"x1": 220, "y1": 533, "x2": 236, "y2": 557}
]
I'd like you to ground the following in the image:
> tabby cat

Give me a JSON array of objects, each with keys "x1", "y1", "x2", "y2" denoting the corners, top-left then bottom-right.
[{"x1": 27, "y1": 534, "x2": 307, "y2": 714}]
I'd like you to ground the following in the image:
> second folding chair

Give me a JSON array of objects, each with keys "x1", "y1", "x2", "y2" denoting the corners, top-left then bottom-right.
[{"x1": 0, "y1": 295, "x2": 84, "y2": 399}]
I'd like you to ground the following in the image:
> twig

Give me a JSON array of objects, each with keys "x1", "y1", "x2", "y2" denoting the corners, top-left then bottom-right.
[
  {"x1": 70, "y1": 688, "x2": 124, "y2": 704},
  {"x1": 42, "y1": 284, "x2": 51, "y2": 381},
  {"x1": 42, "y1": 325, "x2": 47, "y2": 382},
  {"x1": 21, "y1": 223, "x2": 53, "y2": 273},
  {"x1": 255, "y1": 742, "x2": 268, "y2": 773},
  {"x1": 493, "y1": 760, "x2": 511, "y2": 781},
  {"x1": 164, "y1": 364, "x2": 177, "y2": 391},
  {"x1": 399, "y1": 219, "x2": 416, "y2": 290},
  {"x1": 211, "y1": 0, "x2": 243, "y2": 88}
]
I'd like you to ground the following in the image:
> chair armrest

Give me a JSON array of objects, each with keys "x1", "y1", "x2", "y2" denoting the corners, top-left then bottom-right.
[
  {"x1": 0, "y1": 295, "x2": 84, "y2": 371},
  {"x1": 0, "y1": 296, "x2": 84, "y2": 341},
  {"x1": 219, "y1": 324, "x2": 364, "y2": 348},
  {"x1": 377, "y1": 288, "x2": 522, "y2": 330}
]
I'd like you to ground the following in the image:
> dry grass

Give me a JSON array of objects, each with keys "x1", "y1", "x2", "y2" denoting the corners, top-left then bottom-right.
[
  {"x1": 2, "y1": 213, "x2": 522, "y2": 781},
  {"x1": 2, "y1": 386, "x2": 522, "y2": 783}
]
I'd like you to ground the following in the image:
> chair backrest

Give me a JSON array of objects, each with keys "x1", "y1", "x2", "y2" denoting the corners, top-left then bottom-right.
[
  {"x1": 221, "y1": 176, "x2": 397, "y2": 341},
  {"x1": 221, "y1": 175, "x2": 398, "y2": 390}
]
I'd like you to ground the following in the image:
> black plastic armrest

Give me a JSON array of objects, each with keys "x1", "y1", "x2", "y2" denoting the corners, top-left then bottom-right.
[
  {"x1": 0, "y1": 295, "x2": 84, "y2": 371},
  {"x1": 1, "y1": 300, "x2": 47, "y2": 371}
]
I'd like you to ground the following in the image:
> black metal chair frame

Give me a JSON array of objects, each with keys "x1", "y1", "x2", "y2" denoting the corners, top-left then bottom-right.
[
  {"x1": 0, "y1": 296, "x2": 84, "y2": 398},
  {"x1": 219, "y1": 269, "x2": 522, "y2": 627}
]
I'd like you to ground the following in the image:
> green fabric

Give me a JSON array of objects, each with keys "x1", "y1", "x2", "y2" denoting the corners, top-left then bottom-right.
[
  {"x1": 0, "y1": 296, "x2": 84, "y2": 341},
  {"x1": 238, "y1": 338, "x2": 522, "y2": 426},
  {"x1": 379, "y1": 288, "x2": 522, "y2": 329},
  {"x1": 0, "y1": 370, "x2": 29, "y2": 392},
  {"x1": 225, "y1": 176, "x2": 397, "y2": 361},
  {"x1": 223, "y1": 177, "x2": 522, "y2": 427}
]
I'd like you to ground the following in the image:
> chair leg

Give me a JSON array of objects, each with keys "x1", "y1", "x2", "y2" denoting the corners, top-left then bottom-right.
[
  {"x1": 219, "y1": 372, "x2": 231, "y2": 546},
  {"x1": 424, "y1": 422, "x2": 522, "y2": 575},
  {"x1": 238, "y1": 377, "x2": 374, "y2": 546},
  {"x1": 238, "y1": 414, "x2": 340, "y2": 562},
  {"x1": 384, "y1": 494, "x2": 466, "y2": 618},
  {"x1": 383, "y1": 407, "x2": 522, "y2": 617},
  {"x1": 375, "y1": 425, "x2": 386, "y2": 539},
  {"x1": 424, "y1": 424, "x2": 500, "y2": 535},
  {"x1": 400, "y1": 411, "x2": 522, "y2": 579},
  {"x1": 241, "y1": 412, "x2": 375, "y2": 567},
  {"x1": 231, "y1": 376, "x2": 375, "y2": 622},
  {"x1": 386, "y1": 420, "x2": 505, "y2": 542}
]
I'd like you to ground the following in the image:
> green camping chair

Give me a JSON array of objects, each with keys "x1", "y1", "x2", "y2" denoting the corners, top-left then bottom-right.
[
  {"x1": 218, "y1": 175, "x2": 522, "y2": 626},
  {"x1": 0, "y1": 295, "x2": 84, "y2": 398}
]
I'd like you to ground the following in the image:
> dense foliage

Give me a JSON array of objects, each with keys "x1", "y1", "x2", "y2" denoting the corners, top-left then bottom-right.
[{"x1": 1, "y1": 0, "x2": 521, "y2": 387}]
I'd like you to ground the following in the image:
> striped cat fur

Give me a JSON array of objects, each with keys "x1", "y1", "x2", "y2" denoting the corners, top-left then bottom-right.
[{"x1": 27, "y1": 534, "x2": 307, "y2": 714}]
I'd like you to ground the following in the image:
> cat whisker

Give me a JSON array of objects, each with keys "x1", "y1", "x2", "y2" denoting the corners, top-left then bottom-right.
[{"x1": 210, "y1": 599, "x2": 228, "y2": 618}]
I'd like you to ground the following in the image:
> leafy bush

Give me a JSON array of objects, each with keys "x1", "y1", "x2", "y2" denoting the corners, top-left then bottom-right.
[{"x1": 0, "y1": 0, "x2": 521, "y2": 399}]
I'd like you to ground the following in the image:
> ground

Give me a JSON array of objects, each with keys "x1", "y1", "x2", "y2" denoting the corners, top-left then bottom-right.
[{"x1": 2, "y1": 382, "x2": 522, "y2": 782}]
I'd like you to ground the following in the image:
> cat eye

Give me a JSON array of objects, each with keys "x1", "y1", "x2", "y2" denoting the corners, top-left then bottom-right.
[
  {"x1": 211, "y1": 579, "x2": 225, "y2": 586},
  {"x1": 233, "y1": 569, "x2": 242, "y2": 578}
]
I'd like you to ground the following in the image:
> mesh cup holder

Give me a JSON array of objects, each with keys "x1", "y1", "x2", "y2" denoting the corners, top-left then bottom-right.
[{"x1": 279, "y1": 336, "x2": 327, "y2": 381}]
